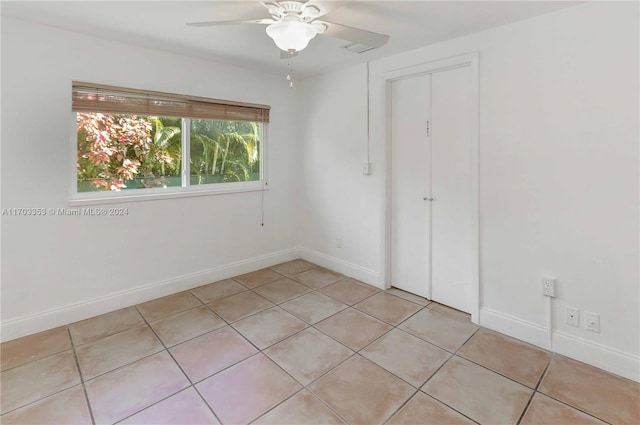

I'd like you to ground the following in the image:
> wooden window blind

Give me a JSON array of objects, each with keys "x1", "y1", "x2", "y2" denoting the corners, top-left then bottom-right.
[{"x1": 72, "y1": 81, "x2": 270, "y2": 123}]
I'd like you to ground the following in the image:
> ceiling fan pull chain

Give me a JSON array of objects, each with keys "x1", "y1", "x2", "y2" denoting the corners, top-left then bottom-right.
[{"x1": 287, "y1": 56, "x2": 294, "y2": 88}]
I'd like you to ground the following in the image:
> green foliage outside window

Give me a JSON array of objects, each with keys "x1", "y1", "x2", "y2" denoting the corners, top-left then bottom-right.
[{"x1": 77, "y1": 113, "x2": 261, "y2": 192}]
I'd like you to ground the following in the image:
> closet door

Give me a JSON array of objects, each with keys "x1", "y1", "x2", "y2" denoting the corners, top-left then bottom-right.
[
  {"x1": 390, "y1": 74, "x2": 432, "y2": 298},
  {"x1": 430, "y1": 66, "x2": 473, "y2": 313}
]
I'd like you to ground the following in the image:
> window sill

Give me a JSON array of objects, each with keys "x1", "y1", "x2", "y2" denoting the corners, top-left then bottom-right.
[{"x1": 69, "y1": 183, "x2": 269, "y2": 207}]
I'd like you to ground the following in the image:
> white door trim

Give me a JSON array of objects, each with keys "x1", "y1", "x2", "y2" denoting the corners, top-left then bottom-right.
[{"x1": 370, "y1": 52, "x2": 480, "y2": 323}]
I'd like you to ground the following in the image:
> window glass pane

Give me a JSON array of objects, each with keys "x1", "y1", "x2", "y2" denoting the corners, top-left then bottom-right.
[
  {"x1": 190, "y1": 119, "x2": 261, "y2": 185},
  {"x1": 77, "y1": 113, "x2": 182, "y2": 192}
]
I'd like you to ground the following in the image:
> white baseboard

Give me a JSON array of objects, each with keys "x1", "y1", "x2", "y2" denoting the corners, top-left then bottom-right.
[
  {"x1": 480, "y1": 307, "x2": 640, "y2": 383},
  {"x1": 553, "y1": 331, "x2": 640, "y2": 383},
  {"x1": 298, "y1": 247, "x2": 381, "y2": 288},
  {"x1": 1, "y1": 248, "x2": 300, "y2": 342},
  {"x1": 480, "y1": 308, "x2": 550, "y2": 350}
]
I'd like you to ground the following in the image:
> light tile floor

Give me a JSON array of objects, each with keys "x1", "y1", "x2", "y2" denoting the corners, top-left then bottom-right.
[{"x1": 1, "y1": 259, "x2": 639, "y2": 425}]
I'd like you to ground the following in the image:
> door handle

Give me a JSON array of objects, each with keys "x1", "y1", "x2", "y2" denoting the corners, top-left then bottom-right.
[{"x1": 423, "y1": 196, "x2": 434, "y2": 201}]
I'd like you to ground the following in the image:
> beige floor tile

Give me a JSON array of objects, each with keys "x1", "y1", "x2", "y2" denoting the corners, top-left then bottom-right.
[
  {"x1": 233, "y1": 268, "x2": 283, "y2": 288},
  {"x1": 354, "y1": 292, "x2": 422, "y2": 325},
  {"x1": 422, "y1": 356, "x2": 532, "y2": 425},
  {"x1": 232, "y1": 307, "x2": 307, "y2": 349},
  {"x1": 0, "y1": 350, "x2": 80, "y2": 414},
  {"x1": 68, "y1": 306, "x2": 144, "y2": 346},
  {"x1": 521, "y1": 393, "x2": 607, "y2": 425},
  {"x1": 170, "y1": 326, "x2": 257, "y2": 382},
  {"x1": 85, "y1": 351, "x2": 189, "y2": 424},
  {"x1": 120, "y1": 387, "x2": 220, "y2": 425},
  {"x1": 280, "y1": 292, "x2": 348, "y2": 324},
  {"x1": 538, "y1": 355, "x2": 640, "y2": 425},
  {"x1": 137, "y1": 292, "x2": 202, "y2": 322},
  {"x1": 76, "y1": 324, "x2": 163, "y2": 380},
  {"x1": 361, "y1": 329, "x2": 450, "y2": 387},
  {"x1": 319, "y1": 278, "x2": 379, "y2": 305},
  {"x1": 254, "y1": 389, "x2": 346, "y2": 425},
  {"x1": 398, "y1": 308, "x2": 478, "y2": 351},
  {"x1": 265, "y1": 327, "x2": 353, "y2": 385},
  {"x1": 150, "y1": 306, "x2": 225, "y2": 347},
  {"x1": 207, "y1": 291, "x2": 274, "y2": 322},
  {"x1": 190, "y1": 279, "x2": 246, "y2": 303},
  {"x1": 196, "y1": 354, "x2": 301, "y2": 425},
  {"x1": 427, "y1": 302, "x2": 472, "y2": 322},
  {"x1": 0, "y1": 385, "x2": 92, "y2": 425},
  {"x1": 386, "y1": 287, "x2": 431, "y2": 306},
  {"x1": 1, "y1": 326, "x2": 71, "y2": 371},
  {"x1": 293, "y1": 268, "x2": 343, "y2": 289},
  {"x1": 387, "y1": 391, "x2": 475, "y2": 425},
  {"x1": 253, "y1": 278, "x2": 312, "y2": 303},
  {"x1": 270, "y1": 259, "x2": 318, "y2": 277},
  {"x1": 308, "y1": 355, "x2": 414, "y2": 425},
  {"x1": 315, "y1": 308, "x2": 392, "y2": 351},
  {"x1": 458, "y1": 328, "x2": 550, "y2": 388}
]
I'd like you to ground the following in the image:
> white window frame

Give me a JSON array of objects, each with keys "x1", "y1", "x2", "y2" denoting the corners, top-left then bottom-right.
[{"x1": 69, "y1": 114, "x2": 268, "y2": 206}]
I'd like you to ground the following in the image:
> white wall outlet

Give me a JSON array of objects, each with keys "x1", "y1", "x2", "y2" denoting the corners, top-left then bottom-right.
[
  {"x1": 542, "y1": 276, "x2": 557, "y2": 297},
  {"x1": 336, "y1": 237, "x2": 342, "y2": 248},
  {"x1": 585, "y1": 311, "x2": 601, "y2": 333},
  {"x1": 363, "y1": 161, "x2": 372, "y2": 175},
  {"x1": 565, "y1": 306, "x2": 580, "y2": 327}
]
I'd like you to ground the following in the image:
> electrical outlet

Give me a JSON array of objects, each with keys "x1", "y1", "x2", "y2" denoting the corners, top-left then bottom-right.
[
  {"x1": 565, "y1": 306, "x2": 580, "y2": 327},
  {"x1": 542, "y1": 276, "x2": 556, "y2": 297},
  {"x1": 585, "y1": 311, "x2": 600, "y2": 333},
  {"x1": 336, "y1": 237, "x2": 342, "y2": 248}
]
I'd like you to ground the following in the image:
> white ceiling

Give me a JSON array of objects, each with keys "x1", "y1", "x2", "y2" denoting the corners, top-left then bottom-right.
[{"x1": 2, "y1": 1, "x2": 583, "y2": 78}]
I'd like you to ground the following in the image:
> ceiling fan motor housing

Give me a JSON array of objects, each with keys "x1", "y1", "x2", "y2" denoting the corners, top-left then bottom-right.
[{"x1": 266, "y1": 1, "x2": 321, "y2": 22}]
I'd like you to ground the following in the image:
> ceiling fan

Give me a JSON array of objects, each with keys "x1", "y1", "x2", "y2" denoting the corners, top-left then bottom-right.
[{"x1": 186, "y1": 1, "x2": 390, "y2": 55}]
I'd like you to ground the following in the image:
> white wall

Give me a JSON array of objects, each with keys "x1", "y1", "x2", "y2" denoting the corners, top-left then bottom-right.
[
  {"x1": 0, "y1": 17, "x2": 299, "y2": 340},
  {"x1": 297, "y1": 2, "x2": 639, "y2": 380},
  {"x1": 296, "y1": 64, "x2": 380, "y2": 283}
]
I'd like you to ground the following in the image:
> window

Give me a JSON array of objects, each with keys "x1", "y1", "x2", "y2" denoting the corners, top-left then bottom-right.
[{"x1": 72, "y1": 82, "x2": 269, "y2": 201}]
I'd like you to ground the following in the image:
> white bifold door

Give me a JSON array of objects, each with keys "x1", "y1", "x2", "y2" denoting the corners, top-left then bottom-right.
[{"x1": 390, "y1": 66, "x2": 473, "y2": 313}]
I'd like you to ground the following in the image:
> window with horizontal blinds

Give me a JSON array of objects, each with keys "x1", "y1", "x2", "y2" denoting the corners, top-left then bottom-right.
[{"x1": 72, "y1": 81, "x2": 270, "y2": 123}]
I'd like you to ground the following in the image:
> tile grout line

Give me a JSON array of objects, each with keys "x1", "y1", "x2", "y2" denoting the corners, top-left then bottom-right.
[
  {"x1": 242, "y1": 285, "x2": 396, "y2": 423},
  {"x1": 111, "y1": 305, "x2": 227, "y2": 425},
  {"x1": 191, "y1": 385, "x2": 224, "y2": 424},
  {"x1": 0, "y1": 329, "x2": 99, "y2": 420},
  {"x1": 408, "y1": 367, "x2": 481, "y2": 424},
  {"x1": 68, "y1": 326, "x2": 97, "y2": 425},
  {"x1": 0, "y1": 345, "x2": 71, "y2": 374},
  {"x1": 297, "y1": 303, "x2": 450, "y2": 424},
  {"x1": 527, "y1": 353, "x2": 615, "y2": 425},
  {"x1": 197, "y1": 282, "x2": 351, "y2": 425},
  {"x1": 407, "y1": 327, "x2": 483, "y2": 424},
  {"x1": 70, "y1": 308, "x2": 147, "y2": 348},
  {"x1": 380, "y1": 387, "x2": 422, "y2": 425},
  {"x1": 515, "y1": 353, "x2": 553, "y2": 425},
  {"x1": 296, "y1": 298, "x2": 475, "y2": 424}
]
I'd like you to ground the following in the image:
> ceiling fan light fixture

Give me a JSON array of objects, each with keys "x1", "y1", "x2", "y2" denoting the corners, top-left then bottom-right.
[{"x1": 266, "y1": 20, "x2": 318, "y2": 52}]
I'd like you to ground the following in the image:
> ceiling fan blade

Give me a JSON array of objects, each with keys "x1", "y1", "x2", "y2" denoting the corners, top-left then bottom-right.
[
  {"x1": 186, "y1": 19, "x2": 275, "y2": 27},
  {"x1": 262, "y1": 2, "x2": 284, "y2": 16},
  {"x1": 300, "y1": 1, "x2": 327, "y2": 20},
  {"x1": 316, "y1": 20, "x2": 389, "y2": 48}
]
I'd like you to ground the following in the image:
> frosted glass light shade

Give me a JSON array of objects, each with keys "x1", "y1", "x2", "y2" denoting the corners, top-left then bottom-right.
[{"x1": 266, "y1": 21, "x2": 318, "y2": 52}]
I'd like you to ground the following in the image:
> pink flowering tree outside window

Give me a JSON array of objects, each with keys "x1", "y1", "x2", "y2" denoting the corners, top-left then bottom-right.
[{"x1": 76, "y1": 113, "x2": 181, "y2": 191}]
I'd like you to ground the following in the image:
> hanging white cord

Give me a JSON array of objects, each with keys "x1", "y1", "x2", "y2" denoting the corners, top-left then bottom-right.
[
  {"x1": 261, "y1": 121, "x2": 269, "y2": 227},
  {"x1": 546, "y1": 296, "x2": 553, "y2": 350},
  {"x1": 366, "y1": 61, "x2": 371, "y2": 163},
  {"x1": 261, "y1": 179, "x2": 266, "y2": 227}
]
